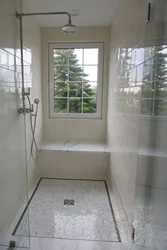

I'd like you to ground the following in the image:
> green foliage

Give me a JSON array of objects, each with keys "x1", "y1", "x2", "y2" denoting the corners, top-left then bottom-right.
[
  {"x1": 141, "y1": 46, "x2": 167, "y2": 116},
  {"x1": 53, "y1": 49, "x2": 96, "y2": 113}
]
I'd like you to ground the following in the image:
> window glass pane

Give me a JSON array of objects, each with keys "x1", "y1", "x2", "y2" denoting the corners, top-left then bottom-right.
[
  {"x1": 54, "y1": 66, "x2": 69, "y2": 81},
  {"x1": 54, "y1": 82, "x2": 68, "y2": 97},
  {"x1": 83, "y1": 98, "x2": 97, "y2": 113},
  {"x1": 69, "y1": 82, "x2": 82, "y2": 97},
  {"x1": 154, "y1": 99, "x2": 167, "y2": 116},
  {"x1": 73, "y1": 49, "x2": 83, "y2": 65},
  {"x1": 141, "y1": 99, "x2": 153, "y2": 115},
  {"x1": 141, "y1": 85, "x2": 154, "y2": 98},
  {"x1": 69, "y1": 98, "x2": 82, "y2": 113},
  {"x1": 54, "y1": 98, "x2": 68, "y2": 113},
  {"x1": 83, "y1": 66, "x2": 98, "y2": 81},
  {"x1": 155, "y1": 84, "x2": 167, "y2": 98},
  {"x1": 83, "y1": 82, "x2": 97, "y2": 97},
  {"x1": 69, "y1": 65, "x2": 83, "y2": 81},
  {"x1": 53, "y1": 49, "x2": 69, "y2": 65},
  {"x1": 84, "y1": 49, "x2": 98, "y2": 65}
]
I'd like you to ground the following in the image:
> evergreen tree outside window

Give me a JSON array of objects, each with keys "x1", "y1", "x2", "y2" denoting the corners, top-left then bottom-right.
[{"x1": 49, "y1": 43, "x2": 103, "y2": 118}]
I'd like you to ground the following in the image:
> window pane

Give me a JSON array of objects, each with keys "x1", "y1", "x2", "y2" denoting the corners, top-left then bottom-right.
[
  {"x1": 69, "y1": 98, "x2": 82, "y2": 113},
  {"x1": 83, "y1": 82, "x2": 97, "y2": 97},
  {"x1": 154, "y1": 99, "x2": 167, "y2": 116},
  {"x1": 54, "y1": 98, "x2": 68, "y2": 113},
  {"x1": 141, "y1": 85, "x2": 154, "y2": 98},
  {"x1": 69, "y1": 82, "x2": 82, "y2": 97},
  {"x1": 84, "y1": 49, "x2": 98, "y2": 65},
  {"x1": 83, "y1": 66, "x2": 98, "y2": 81},
  {"x1": 69, "y1": 65, "x2": 83, "y2": 81},
  {"x1": 53, "y1": 49, "x2": 69, "y2": 65},
  {"x1": 54, "y1": 82, "x2": 68, "y2": 97},
  {"x1": 141, "y1": 99, "x2": 153, "y2": 115},
  {"x1": 83, "y1": 98, "x2": 97, "y2": 113},
  {"x1": 54, "y1": 66, "x2": 69, "y2": 81},
  {"x1": 73, "y1": 49, "x2": 83, "y2": 65},
  {"x1": 155, "y1": 84, "x2": 167, "y2": 98}
]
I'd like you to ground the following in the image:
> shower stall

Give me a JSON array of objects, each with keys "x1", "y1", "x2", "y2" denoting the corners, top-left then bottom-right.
[{"x1": 1, "y1": 0, "x2": 167, "y2": 249}]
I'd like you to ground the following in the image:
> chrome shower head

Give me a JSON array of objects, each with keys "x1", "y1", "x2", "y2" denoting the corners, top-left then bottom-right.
[
  {"x1": 34, "y1": 98, "x2": 40, "y2": 104},
  {"x1": 62, "y1": 21, "x2": 77, "y2": 33}
]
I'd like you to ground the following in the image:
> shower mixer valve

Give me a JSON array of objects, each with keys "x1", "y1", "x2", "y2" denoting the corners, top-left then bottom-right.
[{"x1": 18, "y1": 88, "x2": 39, "y2": 115}]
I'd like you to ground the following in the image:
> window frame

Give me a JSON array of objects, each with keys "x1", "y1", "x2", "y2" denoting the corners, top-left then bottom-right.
[{"x1": 48, "y1": 42, "x2": 103, "y2": 119}]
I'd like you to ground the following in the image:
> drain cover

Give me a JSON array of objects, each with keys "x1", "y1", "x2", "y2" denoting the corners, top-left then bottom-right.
[{"x1": 64, "y1": 199, "x2": 74, "y2": 206}]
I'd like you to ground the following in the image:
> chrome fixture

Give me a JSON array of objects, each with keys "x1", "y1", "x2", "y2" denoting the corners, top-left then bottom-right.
[
  {"x1": 16, "y1": 11, "x2": 76, "y2": 159},
  {"x1": 16, "y1": 11, "x2": 77, "y2": 33}
]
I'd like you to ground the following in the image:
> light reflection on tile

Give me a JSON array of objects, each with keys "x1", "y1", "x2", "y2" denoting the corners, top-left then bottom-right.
[{"x1": 14, "y1": 179, "x2": 119, "y2": 242}]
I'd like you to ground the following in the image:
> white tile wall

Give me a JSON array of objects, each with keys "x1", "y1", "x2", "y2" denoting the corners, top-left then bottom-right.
[
  {"x1": 107, "y1": 0, "x2": 167, "y2": 249},
  {"x1": 0, "y1": 0, "x2": 42, "y2": 243},
  {"x1": 107, "y1": 0, "x2": 147, "y2": 228}
]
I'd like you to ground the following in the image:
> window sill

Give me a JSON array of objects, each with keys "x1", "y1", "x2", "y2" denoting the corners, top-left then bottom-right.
[{"x1": 49, "y1": 113, "x2": 102, "y2": 119}]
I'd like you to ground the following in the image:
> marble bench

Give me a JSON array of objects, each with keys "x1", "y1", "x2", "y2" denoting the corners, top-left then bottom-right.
[{"x1": 37, "y1": 142, "x2": 109, "y2": 180}]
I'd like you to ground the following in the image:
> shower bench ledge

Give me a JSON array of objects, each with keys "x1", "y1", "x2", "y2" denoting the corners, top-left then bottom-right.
[{"x1": 37, "y1": 142, "x2": 109, "y2": 180}]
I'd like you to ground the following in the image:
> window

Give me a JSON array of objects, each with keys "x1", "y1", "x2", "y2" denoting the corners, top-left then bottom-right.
[{"x1": 49, "y1": 43, "x2": 103, "y2": 118}]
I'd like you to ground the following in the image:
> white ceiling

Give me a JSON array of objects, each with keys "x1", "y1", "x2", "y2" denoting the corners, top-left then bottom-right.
[{"x1": 24, "y1": 0, "x2": 120, "y2": 27}]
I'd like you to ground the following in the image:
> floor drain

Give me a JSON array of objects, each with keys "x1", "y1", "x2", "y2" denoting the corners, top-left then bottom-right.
[{"x1": 64, "y1": 199, "x2": 74, "y2": 206}]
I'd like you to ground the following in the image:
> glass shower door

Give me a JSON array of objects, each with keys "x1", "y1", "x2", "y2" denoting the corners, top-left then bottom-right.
[
  {"x1": 133, "y1": 1, "x2": 167, "y2": 249},
  {"x1": 0, "y1": 0, "x2": 30, "y2": 248}
]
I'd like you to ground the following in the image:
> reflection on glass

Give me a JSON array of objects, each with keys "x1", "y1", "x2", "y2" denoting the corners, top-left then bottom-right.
[
  {"x1": 84, "y1": 49, "x2": 98, "y2": 65},
  {"x1": 141, "y1": 85, "x2": 154, "y2": 98},
  {"x1": 154, "y1": 99, "x2": 167, "y2": 116},
  {"x1": 141, "y1": 98, "x2": 153, "y2": 115}
]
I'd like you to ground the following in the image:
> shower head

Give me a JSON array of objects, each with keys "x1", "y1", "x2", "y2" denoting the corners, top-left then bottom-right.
[
  {"x1": 62, "y1": 21, "x2": 77, "y2": 33},
  {"x1": 34, "y1": 98, "x2": 40, "y2": 104}
]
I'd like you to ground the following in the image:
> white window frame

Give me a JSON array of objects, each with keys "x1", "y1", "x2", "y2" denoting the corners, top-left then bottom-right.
[{"x1": 48, "y1": 42, "x2": 103, "y2": 119}]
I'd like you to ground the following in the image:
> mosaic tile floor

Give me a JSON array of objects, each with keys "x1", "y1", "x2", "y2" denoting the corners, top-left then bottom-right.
[{"x1": 13, "y1": 179, "x2": 120, "y2": 242}]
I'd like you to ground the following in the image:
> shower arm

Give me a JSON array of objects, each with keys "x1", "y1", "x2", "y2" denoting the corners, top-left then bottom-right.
[
  {"x1": 16, "y1": 11, "x2": 72, "y2": 24},
  {"x1": 16, "y1": 11, "x2": 72, "y2": 115}
]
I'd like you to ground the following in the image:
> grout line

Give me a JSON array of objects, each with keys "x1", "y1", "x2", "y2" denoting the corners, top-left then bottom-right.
[{"x1": 104, "y1": 181, "x2": 121, "y2": 242}]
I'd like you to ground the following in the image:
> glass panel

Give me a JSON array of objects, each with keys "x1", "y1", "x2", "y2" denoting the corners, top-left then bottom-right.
[
  {"x1": 69, "y1": 82, "x2": 82, "y2": 97},
  {"x1": 69, "y1": 65, "x2": 83, "y2": 82},
  {"x1": 83, "y1": 66, "x2": 98, "y2": 81},
  {"x1": 0, "y1": 4, "x2": 30, "y2": 247},
  {"x1": 54, "y1": 98, "x2": 68, "y2": 113},
  {"x1": 154, "y1": 99, "x2": 167, "y2": 116},
  {"x1": 141, "y1": 85, "x2": 154, "y2": 98},
  {"x1": 141, "y1": 98, "x2": 153, "y2": 115},
  {"x1": 155, "y1": 85, "x2": 167, "y2": 98},
  {"x1": 73, "y1": 49, "x2": 83, "y2": 65},
  {"x1": 83, "y1": 98, "x2": 97, "y2": 113},
  {"x1": 54, "y1": 82, "x2": 68, "y2": 97},
  {"x1": 83, "y1": 82, "x2": 97, "y2": 97},
  {"x1": 69, "y1": 98, "x2": 82, "y2": 113},
  {"x1": 83, "y1": 48, "x2": 99, "y2": 65},
  {"x1": 53, "y1": 49, "x2": 69, "y2": 65},
  {"x1": 54, "y1": 66, "x2": 69, "y2": 82}
]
